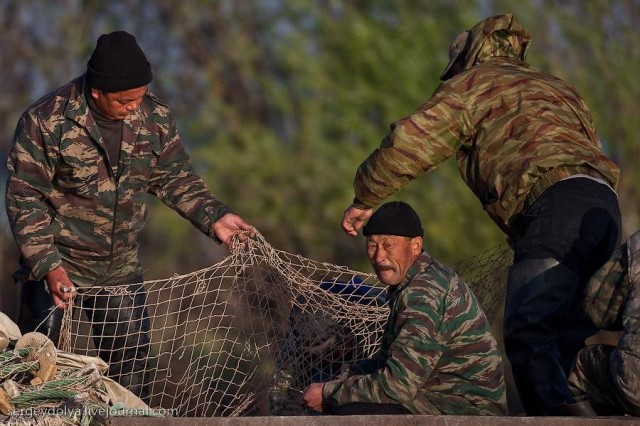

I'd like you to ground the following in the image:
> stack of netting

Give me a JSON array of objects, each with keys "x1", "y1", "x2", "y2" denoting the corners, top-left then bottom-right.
[{"x1": 0, "y1": 313, "x2": 162, "y2": 425}]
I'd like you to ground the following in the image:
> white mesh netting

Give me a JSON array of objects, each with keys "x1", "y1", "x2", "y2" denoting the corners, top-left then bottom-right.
[{"x1": 56, "y1": 234, "x2": 512, "y2": 417}]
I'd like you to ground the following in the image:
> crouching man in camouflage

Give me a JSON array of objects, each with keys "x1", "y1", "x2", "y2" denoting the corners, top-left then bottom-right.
[
  {"x1": 302, "y1": 202, "x2": 506, "y2": 415},
  {"x1": 568, "y1": 230, "x2": 640, "y2": 416},
  {"x1": 5, "y1": 31, "x2": 254, "y2": 401}
]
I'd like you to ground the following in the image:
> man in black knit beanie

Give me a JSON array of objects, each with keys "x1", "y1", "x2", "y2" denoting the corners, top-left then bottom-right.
[{"x1": 6, "y1": 30, "x2": 254, "y2": 401}]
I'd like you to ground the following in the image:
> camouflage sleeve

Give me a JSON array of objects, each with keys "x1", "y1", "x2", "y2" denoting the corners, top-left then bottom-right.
[
  {"x1": 613, "y1": 280, "x2": 640, "y2": 411},
  {"x1": 353, "y1": 87, "x2": 469, "y2": 208},
  {"x1": 348, "y1": 347, "x2": 386, "y2": 375},
  {"x1": 147, "y1": 113, "x2": 232, "y2": 241},
  {"x1": 348, "y1": 357, "x2": 382, "y2": 376},
  {"x1": 5, "y1": 112, "x2": 63, "y2": 280},
  {"x1": 323, "y1": 286, "x2": 445, "y2": 406}
]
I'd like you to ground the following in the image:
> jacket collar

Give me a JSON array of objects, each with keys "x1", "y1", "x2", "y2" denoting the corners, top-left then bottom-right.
[
  {"x1": 386, "y1": 251, "x2": 432, "y2": 301},
  {"x1": 63, "y1": 74, "x2": 147, "y2": 130}
]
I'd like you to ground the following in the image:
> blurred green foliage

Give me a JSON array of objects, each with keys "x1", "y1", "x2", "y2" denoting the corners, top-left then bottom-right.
[{"x1": 1, "y1": 0, "x2": 638, "y2": 285}]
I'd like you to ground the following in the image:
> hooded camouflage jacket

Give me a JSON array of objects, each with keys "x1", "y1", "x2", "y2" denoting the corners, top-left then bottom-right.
[
  {"x1": 352, "y1": 14, "x2": 619, "y2": 236},
  {"x1": 6, "y1": 76, "x2": 232, "y2": 284},
  {"x1": 322, "y1": 253, "x2": 506, "y2": 415}
]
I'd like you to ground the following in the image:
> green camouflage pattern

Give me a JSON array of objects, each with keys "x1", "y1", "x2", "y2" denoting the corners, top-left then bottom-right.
[
  {"x1": 569, "y1": 344, "x2": 640, "y2": 416},
  {"x1": 441, "y1": 13, "x2": 530, "y2": 80},
  {"x1": 569, "y1": 230, "x2": 640, "y2": 415},
  {"x1": 454, "y1": 13, "x2": 531, "y2": 77},
  {"x1": 6, "y1": 76, "x2": 232, "y2": 286},
  {"x1": 584, "y1": 230, "x2": 640, "y2": 330},
  {"x1": 352, "y1": 14, "x2": 619, "y2": 235},
  {"x1": 322, "y1": 253, "x2": 507, "y2": 415}
]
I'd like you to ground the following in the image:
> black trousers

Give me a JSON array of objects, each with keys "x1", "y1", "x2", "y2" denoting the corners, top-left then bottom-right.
[
  {"x1": 505, "y1": 177, "x2": 621, "y2": 415},
  {"x1": 19, "y1": 276, "x2": 151, "y2": 402}
]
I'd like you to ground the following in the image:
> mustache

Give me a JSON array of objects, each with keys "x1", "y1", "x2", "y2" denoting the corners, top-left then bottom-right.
[{"x1": 375, "y1": 264, "x2": 394, "y2": 272}]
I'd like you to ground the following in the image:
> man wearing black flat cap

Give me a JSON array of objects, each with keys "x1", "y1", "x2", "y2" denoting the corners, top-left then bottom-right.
[
  {"x1": 6, "y1": 31, "x2": 254, "y2": 400},
  {"x1": 302, "y1": 202, "x2": 506, "y2": 415}
]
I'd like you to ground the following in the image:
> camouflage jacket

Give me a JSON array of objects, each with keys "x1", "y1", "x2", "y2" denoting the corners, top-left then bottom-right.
[
  {"x1": 352, "y1": 14, "x2": 619, "y2": 236},
  {"x1": 322, "y1": 253, "x2": 507, "y2": 415},
  {"x1": 585, "y1": 230, "x2": 640, "y2": 330},
  {"x1": 582, "y1": 230, "x2": 640, "y2": 410},
  {"x1": 6, "y1": 76, "x2": 231, "y2": 285}
]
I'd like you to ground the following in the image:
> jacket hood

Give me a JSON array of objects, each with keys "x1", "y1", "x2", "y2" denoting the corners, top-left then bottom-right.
[{"x1": 440, "y1": 13, "x2": 531, "y2": 80}]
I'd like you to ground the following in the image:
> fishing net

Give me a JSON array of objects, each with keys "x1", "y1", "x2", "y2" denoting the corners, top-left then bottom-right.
[
  {"x1": 53, "y1": 234, "x2": 512, "y2": 417},
  {"x1": 0, "y1": 318, "x2": 161, "y2": 425}
]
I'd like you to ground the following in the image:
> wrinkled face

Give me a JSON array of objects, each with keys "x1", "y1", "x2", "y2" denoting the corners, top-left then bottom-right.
[
  {"x1": 366, "y1": 235, "x2": 422, "y2": 286},
  {"x1": 91, "y1": 85, "x2": 148, "y2": 120}
]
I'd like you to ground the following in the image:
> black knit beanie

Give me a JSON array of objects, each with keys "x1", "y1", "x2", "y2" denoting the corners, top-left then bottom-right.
[
  {"x1": 86, "y1": 31, "x2": 152, "y2": 92},
  {"x1": 363, "y1": 201, "x2": 424, "y2": 238}
]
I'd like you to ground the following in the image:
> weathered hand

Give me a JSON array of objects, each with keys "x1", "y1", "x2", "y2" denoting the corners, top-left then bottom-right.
[
  {"x1": 341, "y1": 204, "x2": 374, "y2": 236},
  {"x1": 45, "y1": 266, "x2": 77, "y2": 309},
  {"x1": 212, "y1": 213, "x2": 256, "y2": 247},
  {"x1": 301, "y1": 382, "x2": 325, "y2": 412}
]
